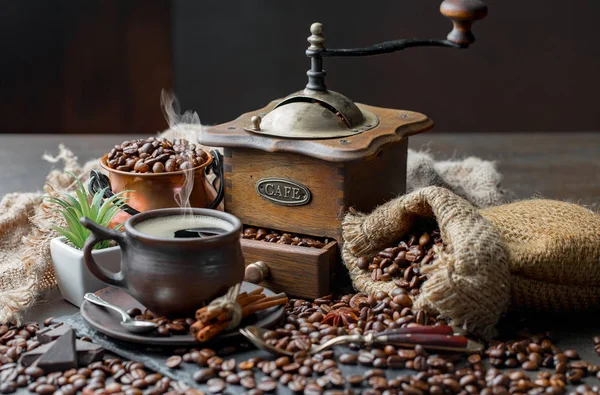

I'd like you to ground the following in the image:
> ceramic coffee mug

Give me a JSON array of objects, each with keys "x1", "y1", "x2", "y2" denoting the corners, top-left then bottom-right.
[{"x1": 80, "y1": 208, "x2": 244, "y2": 316}]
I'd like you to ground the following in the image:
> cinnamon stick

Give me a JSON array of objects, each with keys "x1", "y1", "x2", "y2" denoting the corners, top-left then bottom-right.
[
  {"x1": 238, "y1": 294, "x2": 266, "y2": 307},
  {"x1": 189, "y1": 320, "x2": 205, "y2": 338},
  {"x1": 196, "y1": 308, "x2": 221, "y2": 323},
  {"x1": 195, "y1": 321, "x2": 229, "y2": 342},
  {"x1": 191, "y1": 288, "x2": 287, "y2": 342},
  {"x1": 249, "y1": 287, "x2": 264, "y2": 296},
  {"x1": 242, "y1": 294, "x2": 288, "y2": 317}
]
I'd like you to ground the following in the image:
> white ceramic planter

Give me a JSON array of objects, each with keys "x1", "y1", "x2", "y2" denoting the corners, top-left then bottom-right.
[{"x1": 50, "y1": 237, "x2": 121, "y2": 307}]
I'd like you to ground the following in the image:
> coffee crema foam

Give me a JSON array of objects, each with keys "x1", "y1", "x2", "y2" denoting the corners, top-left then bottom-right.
[{"x1": 133, "y1": 215, "x2": 233, "y2": 238}]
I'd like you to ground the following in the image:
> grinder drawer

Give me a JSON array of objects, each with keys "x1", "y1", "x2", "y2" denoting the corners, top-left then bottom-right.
[{"x1": 241, "y1": 238, "x2": 338, "y2": 300}]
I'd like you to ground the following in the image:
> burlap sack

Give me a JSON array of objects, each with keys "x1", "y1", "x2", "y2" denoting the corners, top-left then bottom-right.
[{"x1": 342, "y1": 186, "x2": 600, "y2": 338}]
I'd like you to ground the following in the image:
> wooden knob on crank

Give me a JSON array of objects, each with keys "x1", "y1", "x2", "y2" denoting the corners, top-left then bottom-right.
[
  {"x1": 440, "y1": 0, "x2": 488, "y2": 45},
  {"x1": 245, "y1": 261, "x2": 270, "y2": 284}
]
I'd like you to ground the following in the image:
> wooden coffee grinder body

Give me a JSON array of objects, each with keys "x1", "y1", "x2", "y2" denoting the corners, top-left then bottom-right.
[{"x1": 201, "y1": 102, "x2": 433, "y2": 298}]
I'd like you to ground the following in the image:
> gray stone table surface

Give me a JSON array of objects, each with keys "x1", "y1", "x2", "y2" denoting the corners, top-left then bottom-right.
[{"x1": 1, "y1": 132, "x2": 599, "y2": 393}]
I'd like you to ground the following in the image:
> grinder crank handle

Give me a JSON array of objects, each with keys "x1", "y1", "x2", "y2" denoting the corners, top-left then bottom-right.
[
  {"x1": 440, "y1": 0, "x2": 488, "y2": 45},
  {"x1": 374, "y1": 332, "x2": 483, "y2": 353}
]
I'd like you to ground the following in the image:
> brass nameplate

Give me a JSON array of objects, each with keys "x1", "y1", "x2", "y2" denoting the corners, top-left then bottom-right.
[{"x1": 256, "y1": 178, "x2": 311, "y2": 206}]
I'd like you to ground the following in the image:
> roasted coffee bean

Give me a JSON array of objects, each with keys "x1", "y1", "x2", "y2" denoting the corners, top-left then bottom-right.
[
  {"x1": 338, "y1": 353, "x2": 358, "y2": 365},
  {"x1": 240, "y1": 376, "x2": 257, "y2": 389},
  {"x1": 257, "y1": 377, "x2": 277, "y2": 392},
  {"x1": 467, "y1": 354, "x2": 482, "y2": 364},
  {"x1": 288, "y1": 380, "x2": 305, "y2": 392},
  {"x1": 357, "y1": 257, "x2": 370, "y2": 270},
  {"x1": 0, "y1": 382, "x2": 16, "y2": 394},
  {"x1": 25, "y1": 366, "x2": 44, "y2": 378},
  {"x1": 206, "y1": 378, "x2": 226, "y2": 393},
  {"x1": 304, "y1": 383, "x2": 323, "y2": 395},
  {"x1": 35, "y1": 384, "x2": 57, "y2": 394},
  {"x1": 564, "y1": 349, "x2": 579, "y2": 359},
  {"x1": 522, "y1": 360, "x2": 538, "y2": 370},
  {"x1": 221, "y1": 358, "x2": 236, "y2": 371},
  {"x1": 156, "y1": 325, "x2": 170, "y2": 336},
  {"x1": 166, "y1": 355, "x2": 182, "y2": 368},
  {"x1": 358, "y1": 352, "x2": 375, "y2": 365},
  {"x1": 373, "y1": 357, "x2": 387, "y2": 368},
  {"x1": 193, "y1": 368, "x2": 214, "y2": 384},
  {"x1": 238, "y1": 360, "x2": 255, "y2": 370},
  {"x1": 567, "y1": 368, "x2": 585, "y2": 383}
]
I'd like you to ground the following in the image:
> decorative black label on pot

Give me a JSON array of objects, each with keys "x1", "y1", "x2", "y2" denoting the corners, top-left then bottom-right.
[{"x1": 256, "y1": 178, "x2": 311, "y2": 206}]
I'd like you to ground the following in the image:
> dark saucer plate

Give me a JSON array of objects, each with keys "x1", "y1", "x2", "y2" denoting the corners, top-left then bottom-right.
[{"x1": 81, "y1": 282, "x2": 284, "y2": 346}]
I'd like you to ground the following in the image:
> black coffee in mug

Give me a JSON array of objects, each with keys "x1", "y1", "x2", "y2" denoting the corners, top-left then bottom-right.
[{"x1": 133, "y1": 215, "x2": 232, "y2": 239}]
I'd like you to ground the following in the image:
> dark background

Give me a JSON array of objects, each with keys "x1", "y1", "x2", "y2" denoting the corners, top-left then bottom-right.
[{"x1": 2, "y1": 0, "x2": 599, "y2": 134}]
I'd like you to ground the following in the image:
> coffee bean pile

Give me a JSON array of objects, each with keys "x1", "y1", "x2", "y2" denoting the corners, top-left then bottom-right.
[
  {"x1": 259, "y1": 292, "x2": 443, "y2": 353},
  {"x1": 231, "y1": 294, "x2": 598, "y2": 394},
  {"x1": 242, "y1": 226, "x2": 330, "y2": 249},
  {"x1": 0, "y1": 318, "x2": 197, "y2": 395},
  {"x1": 127, "y1": 308, "x2": 195, "y2": 337},
  {"x1": 23, "y1": 359, "x2": 181, "y2": 395},
  {"x1": 357, "y1": 226, "x2": 442, "y2": 289},
  {"x1": 594, "y1": 336, "x2": 600, "y2": 356},
  {"x1": 485, "y1": 333, "x2": 583, "y2": 374},
  {"x1": 3, "y1": 307, "x2": 600, "y2": 394},
  {"x1": 106, "y1": 137, "x2": 209, "y2": 173},
  {"x1": 0, "y1": 320, "x2": 45, "y2": 377}
]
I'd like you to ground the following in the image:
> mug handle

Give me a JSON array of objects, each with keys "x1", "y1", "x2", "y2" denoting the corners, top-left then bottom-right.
[
  {"x1": 80, "y1": 217, "x2": 127, "y2": 287},
  {"x1": 206, "y1": 150, "x2": 225, "y2": 209}
]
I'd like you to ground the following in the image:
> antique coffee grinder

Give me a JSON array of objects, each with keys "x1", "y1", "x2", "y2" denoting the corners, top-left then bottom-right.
[{"x1": 200, "y1": 0, "x2": 487, "y2": 299}]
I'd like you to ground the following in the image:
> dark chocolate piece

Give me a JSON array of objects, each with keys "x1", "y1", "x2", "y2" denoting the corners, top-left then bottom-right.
[
  {"x1": 36, "y1": 323, "x2": 68, "y2": 344},
  {"x1": 75, "y1": 340, "x2": 104, "y2": 365},
  {"x1": 36, "y1": 329, "x2": 77, "y2": 373},
  {"x1": 20, "y1": 342, "x2": 54, "y2": 367},
  {"x1": 20, "y1": 339, "x2": 104, "y2": 368}
]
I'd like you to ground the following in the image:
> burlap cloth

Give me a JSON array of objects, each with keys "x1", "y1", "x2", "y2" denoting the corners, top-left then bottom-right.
[
  {"x1": 342, "y1": 187, "x2": 600, "y2": 338},
  {"x1": 0, "y1": 128, "x2": 508, "y2": 325}
]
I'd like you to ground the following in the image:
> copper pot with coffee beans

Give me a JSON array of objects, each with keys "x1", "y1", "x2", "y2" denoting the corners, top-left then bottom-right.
[{"x1": 91, "y1": 137, "x2": 224, "y2": 225}]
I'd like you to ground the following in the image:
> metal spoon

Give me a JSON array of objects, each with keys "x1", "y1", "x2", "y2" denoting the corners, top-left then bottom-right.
[
  {"x1": 84, "y1": 293, "x2": 157, "y2": 333},
  {"x1": 240, "y1": 325, "x2": 483, "y2": 357}
]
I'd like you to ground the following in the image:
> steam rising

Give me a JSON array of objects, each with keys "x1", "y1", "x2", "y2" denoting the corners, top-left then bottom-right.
[
  {"x1": 160, "y1": 90, "x2": 201, "y2": 128},
  {"x1": 160, "y1": 90, "x2": 202, "y2": 220}
]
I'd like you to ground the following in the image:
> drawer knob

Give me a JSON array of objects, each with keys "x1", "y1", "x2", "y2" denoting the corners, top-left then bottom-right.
[{"x1": 245, "y1": 261, "x2": 270, "y2": 284}]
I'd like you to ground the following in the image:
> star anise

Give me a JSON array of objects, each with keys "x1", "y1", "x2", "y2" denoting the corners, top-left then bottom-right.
[{"x1": 321, "y1": 307, "x2": 359, "y2": 327}]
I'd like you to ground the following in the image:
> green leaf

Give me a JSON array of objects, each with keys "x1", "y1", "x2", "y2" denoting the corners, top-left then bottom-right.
[
  {"x1": 89, "y1": 187, "x2": 107, "y2": 221},
  {"x1": 58, "y1": 192, "x2": 83, "y2": 214},
  {"x1": 97, "y1": 191, "x2": 129, "y2": 226},
  {"x1": 75, "y1": 187, "x2": 90, "y2": 219},
  {"x1": 45, "y1": 172, "x2": 130, "y2": 250},
  {"x1": 51, "y1": 226, "x2": 85, "y2": 249}
]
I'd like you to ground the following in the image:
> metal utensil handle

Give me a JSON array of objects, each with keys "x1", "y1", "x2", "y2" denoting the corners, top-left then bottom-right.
[
  {"x1": 380, "y1": 325, "x2": 455, "y2": 336},
  {"x1": 206, "y1": 150, "x2": 224, "y2": 209},
  {"x1": 88, "y1": 170, "x2": 140, "y2": 216},
  {"x1": 377, "y1": 333, "x2": 468, "y2": 349},
  {"x1": 84, "y1": 293, "x2": 130, "y2": 322}
]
